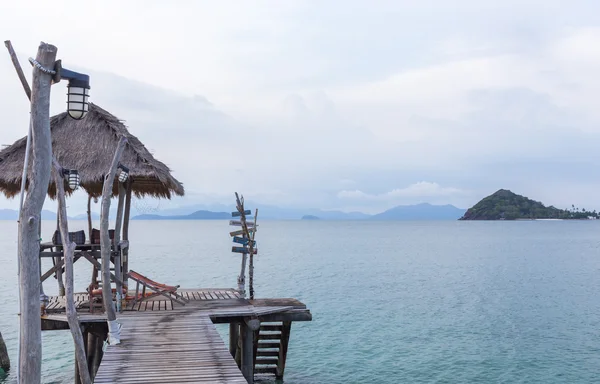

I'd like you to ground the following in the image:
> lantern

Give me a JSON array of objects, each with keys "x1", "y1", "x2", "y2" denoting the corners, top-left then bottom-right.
[
  {"x1": 62, "y1": 168, "x2": 80, "y2": 190},
  {"x1": 67, "y1": 81, "x2": 90, "y2": 120},
  {"x1": 54, "y1": 63, "x2": 91, "y2": 120},
  {"x1": 118, "y1": 164, "x2": 129, "y2": 183}
]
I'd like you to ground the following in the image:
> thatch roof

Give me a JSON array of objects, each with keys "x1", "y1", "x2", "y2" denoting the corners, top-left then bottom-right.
[{"x1": 0, "y1": 103, "x2": 184, "y2": 199}]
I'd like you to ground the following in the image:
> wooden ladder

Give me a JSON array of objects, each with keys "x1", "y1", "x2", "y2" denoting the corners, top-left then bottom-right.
[{"x1": 254, "y1": 321, "x2": 292, "y2": 379}]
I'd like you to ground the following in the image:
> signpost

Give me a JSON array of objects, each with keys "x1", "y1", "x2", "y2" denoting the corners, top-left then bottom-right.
[{"x1": 230, "y1": 193, "x2": 258, "y2": 299}]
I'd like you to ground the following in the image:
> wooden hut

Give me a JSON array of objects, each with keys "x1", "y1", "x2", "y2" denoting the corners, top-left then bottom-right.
[{"x1": 0, "y1": 103, "x2": 184, "y2": 295}]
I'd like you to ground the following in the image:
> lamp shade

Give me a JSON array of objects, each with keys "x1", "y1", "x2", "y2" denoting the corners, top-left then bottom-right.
[
  {"x1": 63, "y1": 169, "x2": 80, "y2": 190},
  {"x1": 67, "y1": 85, "x2": 90, "y2": 120},
  {"x1": 119, "y1": 169, "x2": 129, "y2": 183}
]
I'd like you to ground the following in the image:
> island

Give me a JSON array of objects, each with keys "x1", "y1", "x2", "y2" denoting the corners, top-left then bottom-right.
[
  {"x1": 301, "y1": 215, "x2": 321, "y2": 220},
  {"x1": 459, "y1": 189, "x2": 598, "y2": 220}
]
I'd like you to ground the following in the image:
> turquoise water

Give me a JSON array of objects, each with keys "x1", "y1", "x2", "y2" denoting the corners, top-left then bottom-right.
[{"x1": 1, "y1": 220, "x2": 600, "y2": 383}]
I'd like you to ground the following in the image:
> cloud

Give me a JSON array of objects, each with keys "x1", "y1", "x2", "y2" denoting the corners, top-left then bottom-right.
[
  {"x1": 338, "y1": 182, "x2": 467, "y2": 201},
  {"x1": 3, "y1": 3, "x2": 600, "y2": 213}
]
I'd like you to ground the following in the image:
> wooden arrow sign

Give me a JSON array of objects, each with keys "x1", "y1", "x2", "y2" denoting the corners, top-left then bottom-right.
[
  {"x1": 231, "y1": 210, "x2": 252, "y2": 217},
  {"x1": 230, "y1": 229, "x2": 255, "y2": 237},
  {"x1": 232, "y1": 246, "x2": 258, "y2": 254},
  {"x1": 229, "y1": 220, "x2": 256, "y2": 227},
  {"x1": 232, "y1": 236, "x2": 252, "y2": 245}
]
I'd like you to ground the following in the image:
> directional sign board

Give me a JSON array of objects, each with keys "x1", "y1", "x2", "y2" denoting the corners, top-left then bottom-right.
[
  {"x1": 230, "y1": 229, "x2": 255, "y2": 237},
  {"x1": 231, "y1": 210, "x2": 252, "y2": 217},
  {"x1": 229, "y1": 220, "x2": 257, "y2": 227},
  {"x1": 232, "y1": 246, "x2": 258, "y2": 254}
]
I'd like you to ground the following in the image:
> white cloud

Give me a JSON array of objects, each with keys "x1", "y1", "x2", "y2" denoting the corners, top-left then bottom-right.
[
  {"x1": 3, "y1": 2, "x2": 600, "y2": 213},
  {"x1": 338, "y1": 182, "x2": 467, "y2": 201}
]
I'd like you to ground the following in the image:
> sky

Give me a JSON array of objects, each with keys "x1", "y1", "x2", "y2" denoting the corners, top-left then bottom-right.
[{"x1": 2, "y1": 0, "x2": 600, "y2": 215}]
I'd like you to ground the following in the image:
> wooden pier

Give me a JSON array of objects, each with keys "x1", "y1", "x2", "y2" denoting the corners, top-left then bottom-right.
[{"x1": 42, "y1": 289, "x2": 311, "y2": 383}]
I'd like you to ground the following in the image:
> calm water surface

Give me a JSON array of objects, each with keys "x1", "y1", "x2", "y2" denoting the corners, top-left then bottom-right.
[{"x1": 0, "y1": 220, "x2": 599, "y2": 383}]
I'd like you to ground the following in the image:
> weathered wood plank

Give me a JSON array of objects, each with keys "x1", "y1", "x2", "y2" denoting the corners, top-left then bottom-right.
[{"x1": 94, "y1": 310, "x2": 247, "y2": 383}]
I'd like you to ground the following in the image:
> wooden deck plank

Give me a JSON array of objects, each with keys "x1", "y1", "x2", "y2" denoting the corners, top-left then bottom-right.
[{"x1": 94, "y1": 309, "x2": 247, "y2": 383}]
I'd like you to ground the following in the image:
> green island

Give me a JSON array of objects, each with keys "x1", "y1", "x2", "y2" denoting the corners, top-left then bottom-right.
[{"x1": 459, "y1": 189, "x2": 599, "y2": 220}]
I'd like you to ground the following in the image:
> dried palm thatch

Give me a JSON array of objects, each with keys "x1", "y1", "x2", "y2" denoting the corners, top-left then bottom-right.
[{"x1": 0, "y1": 103, "x2": 184, "y2": 199}]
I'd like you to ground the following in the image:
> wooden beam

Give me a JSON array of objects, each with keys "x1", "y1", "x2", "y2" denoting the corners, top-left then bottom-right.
[
  {"x1": 53, "y1": 158, "x2": 91, "y2": 384},
  {"x1": 122, "y1": 179, "x2": 132, "y2": 288},
  {"x1": 100, "y1": 137, "x2": 127, "y2": 328},
  {"x1": 275, "y1": 321, "x2": 292, "y2": 379},
  {"x1": 241, "y1": 323, "x2": 254, "y2": 383},
  {"x1": 86, "y1": 195, "x2": 93, "y2": 242},
  {"x1": 229, "y1": 322, "x2": 239, "y2": 358},
  {"x1": 113, "y1": 183, "x2": 126, "y2": 311},
  {"x1": 4, "y1": 40, "x2": 32, "y2": 100},
  {"x1": 18, "y1": 41, "x2": 57, "y2": 384}
]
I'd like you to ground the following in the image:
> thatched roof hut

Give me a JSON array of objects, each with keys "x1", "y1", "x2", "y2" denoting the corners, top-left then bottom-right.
[{"x1": 0, "y1": 103, "x2": 184, "y2": 199}]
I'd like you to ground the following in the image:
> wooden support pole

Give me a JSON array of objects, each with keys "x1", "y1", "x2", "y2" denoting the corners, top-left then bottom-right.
[
  {"x1": 18, "y1": 41, "x2": 57, "y2": 384},
  {"x1": 86, "y1": 195, "x2": 93, "y2": 241},
  {"x1": 229, "y1": 322, "x2": 239, "y2": 358},
  {"x1": 4, "y1": 40, "x2": 32, "y2": 100},
  {"x1": 0, "y1": 330, "x2": 9, "y2": 372},
  {"x1": 113, "y1": 183, "x2": 126, "y2": 311},
  {"x1": 54, "y1": 212, "x2": 64, "y2": 296},
  {"x1": 101, "y1": 137, "x2": 127, "y2": 342},
  {"x1": 53, "y1": 158, "x2": 91, "y2": 384},
  {"x1": 91, "y1": 333, "x2": 103, "y2": 380},
  {"x1": 122, "y1": 179, "x2": 132, "y2": 288},
  {"x1": 240, "y1": 322, "x2": 255, "y2": 383},
  {"x1": 276, "y1": 321, "x2": 292, "y2": 379}
]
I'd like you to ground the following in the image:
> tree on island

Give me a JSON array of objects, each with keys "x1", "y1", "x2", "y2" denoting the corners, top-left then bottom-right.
[{"x1": 460, "y1": 189, "x2": 599, "y2": 220}]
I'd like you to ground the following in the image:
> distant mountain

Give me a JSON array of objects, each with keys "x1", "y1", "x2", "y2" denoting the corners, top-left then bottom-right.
[
  {"x1": 459, "y1": 189, "x2": 594, "y2": 220},
  {"x1": 370, "y1": 203, "x2": 465, "y2": 220},
  {"x1": 0, "y1": 209, "x2": 17, "y2": 220},
  {"x1": 0, "y1": 209, "x2": 57, "y2": 220},
  {"x1": 71, "y1": 212, "x2": 100, "y2": 220},
  {"x1": 156, "y1": 202, "x2": 371, "y2": 220},
  {"x1": 301, "y1": 215, "x2": 320, "y2": 220},
  {"x1": 132, "y1": 210, "x2": 230, "y2": 220}
]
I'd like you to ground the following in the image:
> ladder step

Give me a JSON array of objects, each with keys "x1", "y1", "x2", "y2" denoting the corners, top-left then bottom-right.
[
  {"x1": 257, "y1": 342, "x2": 280, "y2": 349},
  {"x1": 258, "y1": 334, "x2": 281, "y2": 340},
  {"x1": 260, "y1": 325, "x2": 283, "y2": 331},
  {"x1": 256, "y1": 350, "x2": 279, "y2": 357},
  {"x1": 255, "y1": 367, "x2": 278, "y2": 375},
  {"x1": 255, "y1": 358, "x2": 278, "y2": 366}
]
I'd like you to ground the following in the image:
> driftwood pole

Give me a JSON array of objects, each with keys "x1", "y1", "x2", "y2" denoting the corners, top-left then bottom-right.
[
  {"x1": 86, "y1": 195, "x2": 93, "y2": 240},
  {"x1": 52, "y1": 159, "x2": 91, "y2": 384},
  {"x1": 113, "y1": 183, "x2": 126, "y2": 311},
  {"x1": 0, "y1": 330, "x2": 9, "y2": 372},
  {"x1": 101, "y1": 137, "x2": 127, "y2": 344},
  {"x1": 17, "y1": 42, "x2": 57, "y2": 384},
  {"x1": 121, "y1": 180, "x2": 132, "y2": 289}
]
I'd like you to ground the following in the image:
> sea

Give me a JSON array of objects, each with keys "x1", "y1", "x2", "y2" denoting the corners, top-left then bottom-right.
[{"x1": 0, "y1": 219, "x2": 599, "y2": 383}]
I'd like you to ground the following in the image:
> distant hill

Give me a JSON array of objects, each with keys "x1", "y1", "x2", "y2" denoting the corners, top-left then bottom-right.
[
  {"x1": 133, "y1": 210, "x2": 230, "y2": 220},
  {"x1": 71, "y1": 212, "x2": 100, "y2": 220},
  {"x1": 370, "y1": 203, "x2": 465, "y2": 220},
  {"x1": 459, "y1": 189, "x2": 595, "y2": 220},
  {"x1": 0, "y1": 209, "x2": 58, "y2": 220},
  {"x1": 301, "y1": 215, "x2": 320, "y2": 220}
]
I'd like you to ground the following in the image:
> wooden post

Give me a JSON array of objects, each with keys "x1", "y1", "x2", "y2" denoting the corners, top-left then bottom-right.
[
  {"x1": 86, "y1": 195, "x2": 93, "y2": 240},
  {"x1": 90, "y1": 333, "x2": 104, "y2": 380},
  {"x1": 121, "y1": 179, "x2": 132, "y2": 289},
  {"x1": 53, "y1": 159, "x2": 91, "y2": 384},
  {"x1": 229, "y1": 322, "x2": 239, "y2": 358},
  {"x1": 240, "y1": 322, "x2": 254, "y2": 383},
  {"x1": 18, "y1": 41, "x2": 57, "y2": 384},
  {"x1": 54, "y1": 212, "x2": 65, "y2": 296},
  {"x1": 113, "y1": 183, "x2": 125, "y2": 311},
  {"x1": 276, "y1": 321, "x2": 292, "y2": 379},
  {"x1": 100, "y1": 137, "x2": 127, "y2": 343},
  {"x1": 0, "y1": 330, "x2": 9, "y2": 372}
]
